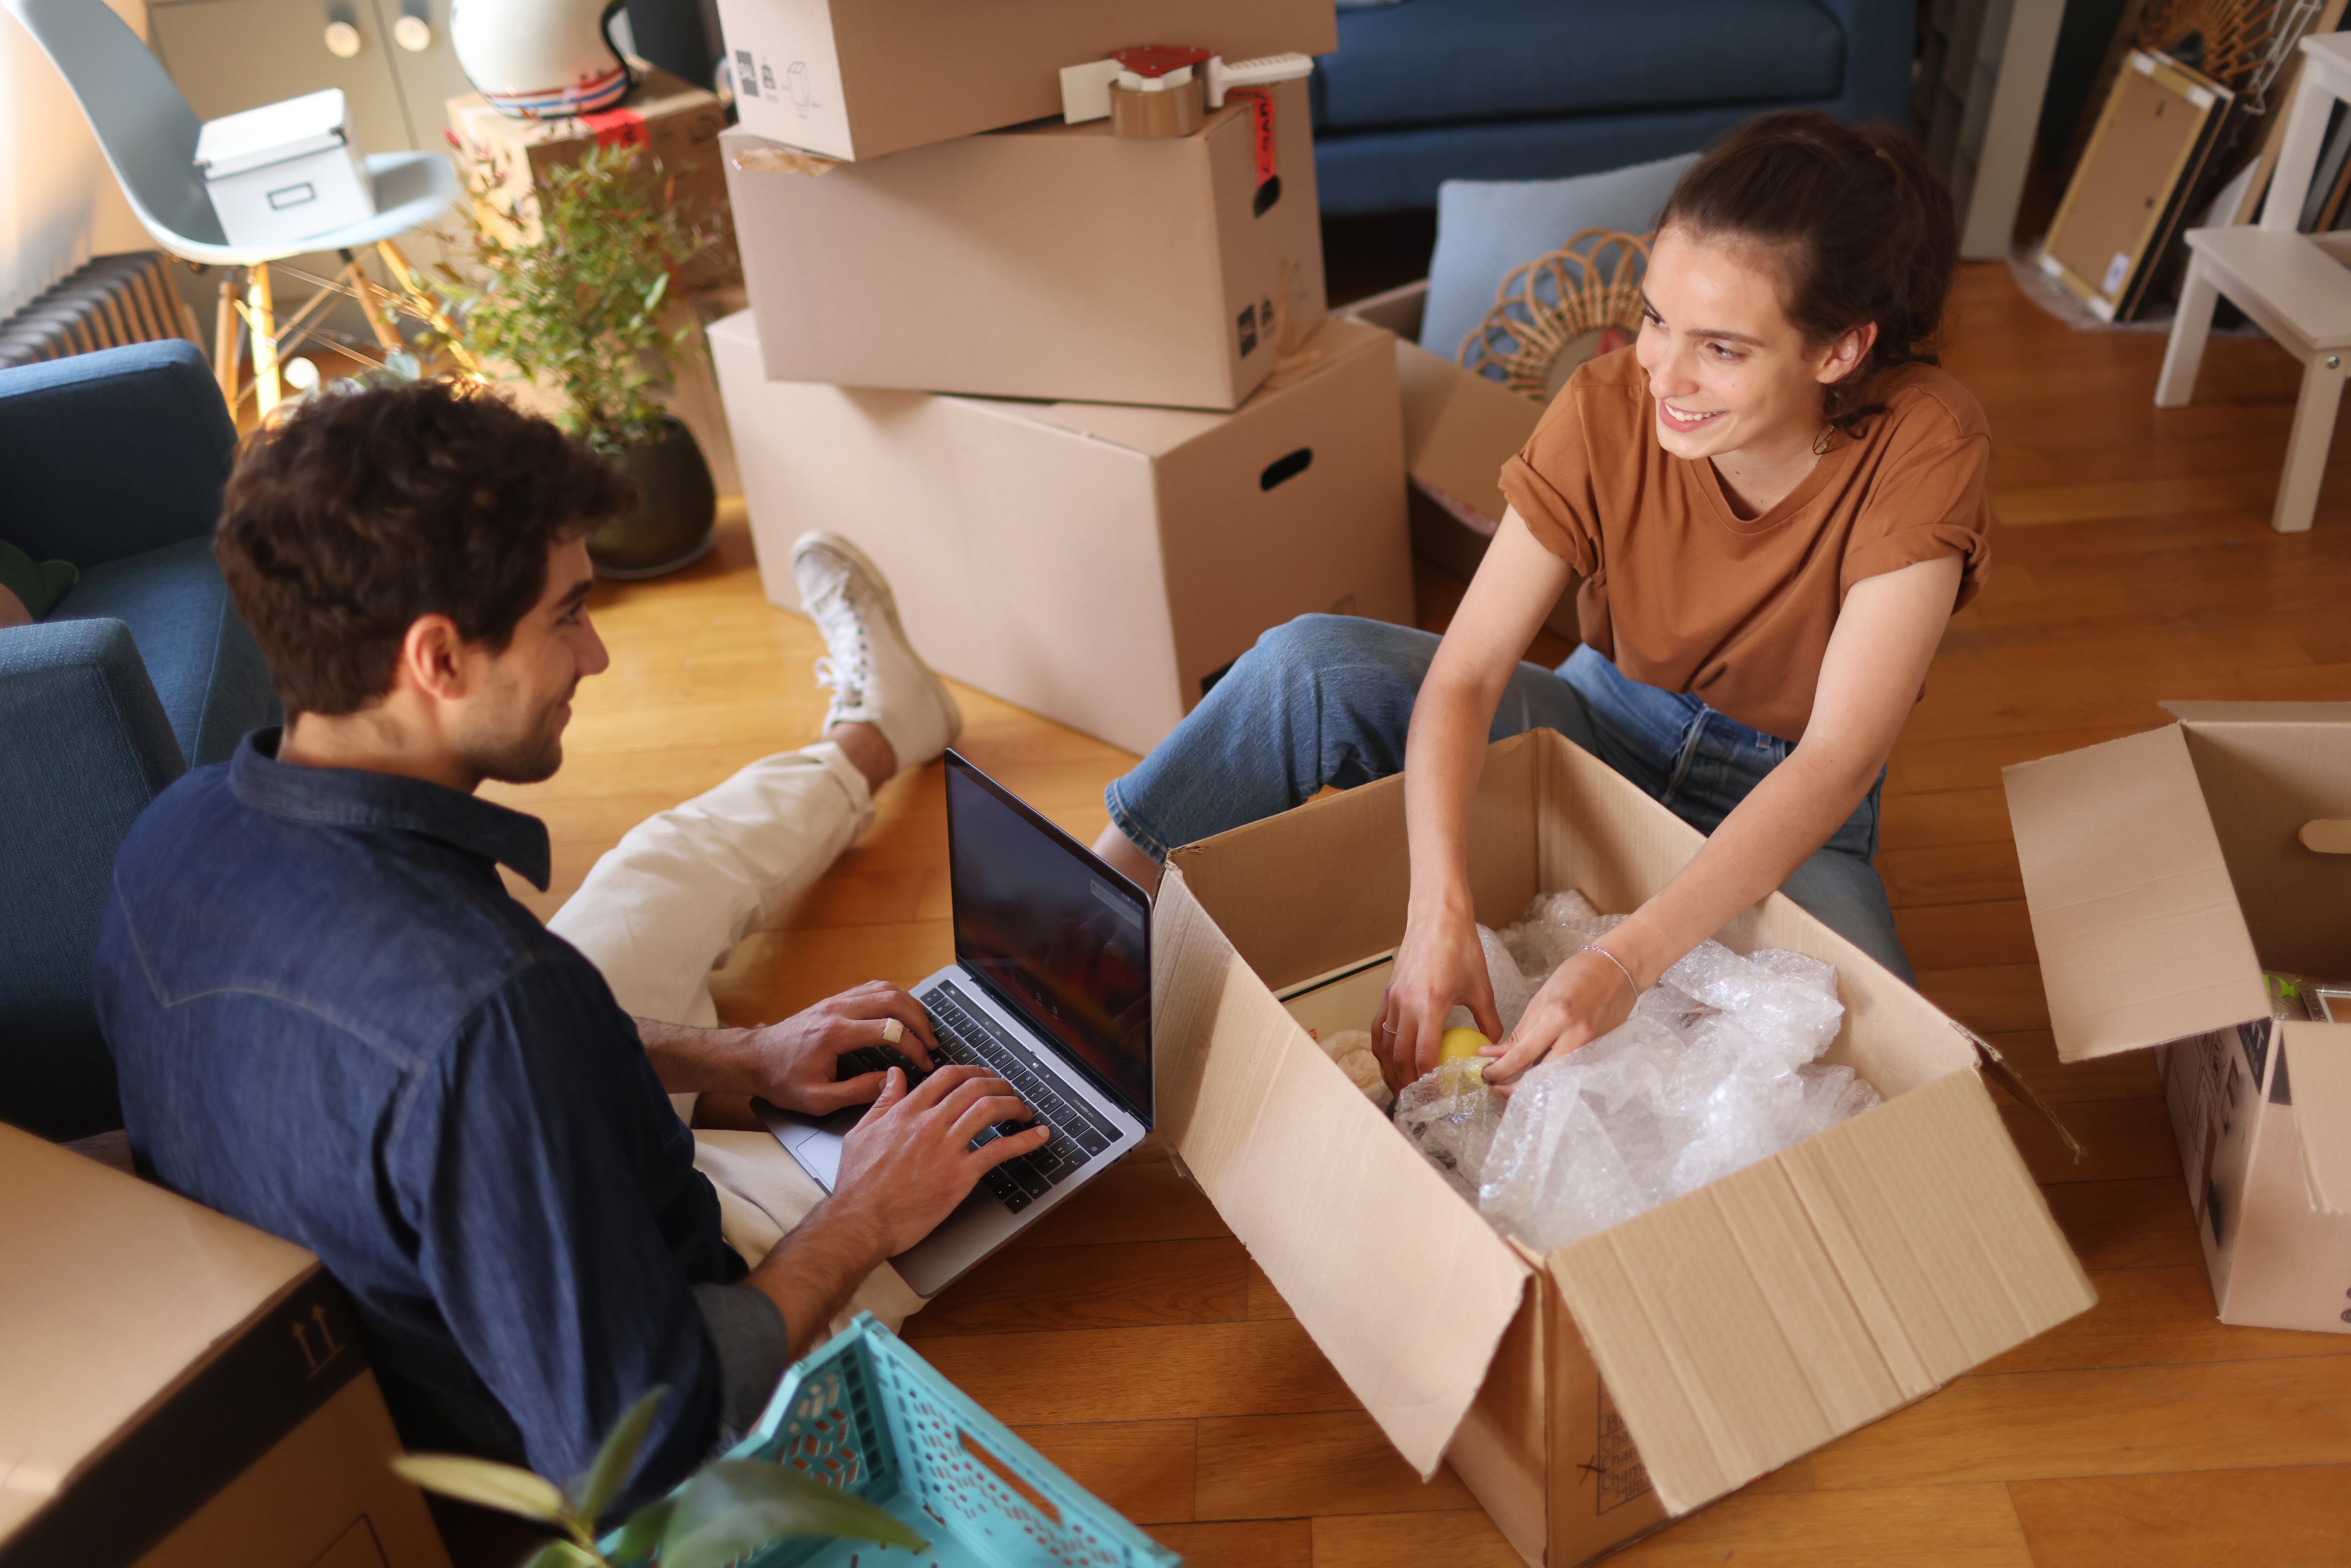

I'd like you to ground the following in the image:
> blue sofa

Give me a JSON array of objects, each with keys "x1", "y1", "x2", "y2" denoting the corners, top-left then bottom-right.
[
  {"x1": 1311, "y1": 0, "x2": 1915, "y2": 213},
  {"x1": 0, "y1": 340, "x2": 276, "y2": 1141}
]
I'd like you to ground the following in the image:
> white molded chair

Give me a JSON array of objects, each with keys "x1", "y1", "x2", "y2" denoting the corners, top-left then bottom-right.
[
  {"x1": 2158, "y1": 31, "x2": 2351, "y2": 535},
  {"x1": 1, "y1": 0, "x2": 468, "y2": 414}
]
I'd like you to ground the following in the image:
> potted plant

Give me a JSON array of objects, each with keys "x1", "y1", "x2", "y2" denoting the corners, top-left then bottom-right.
[
  {"x1": 444, "y1": 142, "x2": 719, "y2": 578},
  {"x1": 394, "y1": 1387, "x2": 926, "y2": 1568}
]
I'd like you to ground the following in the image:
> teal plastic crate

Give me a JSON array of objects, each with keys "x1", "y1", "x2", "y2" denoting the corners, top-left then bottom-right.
[{"x1": 635, "y1": 1313, "x2": 1180, "y2": 1568}]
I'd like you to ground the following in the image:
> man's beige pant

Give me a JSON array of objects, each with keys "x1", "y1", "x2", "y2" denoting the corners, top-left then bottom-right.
[{"x1": 546, "y1": 741, "x2": 925, "y2": 1333}]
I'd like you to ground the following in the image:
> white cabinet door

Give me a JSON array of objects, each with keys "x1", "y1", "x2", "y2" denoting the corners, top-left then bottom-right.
[
  {"x1": 370, "y1": 0, "x2": 479, "y2": 149},
  {"x1": 150, "y1": 0, "x2": 413, "y2": 153}
]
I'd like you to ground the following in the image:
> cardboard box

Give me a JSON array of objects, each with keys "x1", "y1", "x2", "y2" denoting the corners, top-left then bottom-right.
[
  {"x1": 714, "y1": 0, "x2": 1336, "y2": 161},
  {"x1": 448, "y1": 67, "x2": 738, "y2": 291},
  {"x1": 2005, "y1": 702, "x2": 2351, "y2": 1334},
  {"x1": 1341, "y1": 280, "x2": 1577, "y2": 643},
  {"x1": 0, "y1": 1124, "x2": 449, "y2": 1568},
  {"x1": 723, "y1": 75, "x2": 1325, "y2": 412},
  {"x1": 710, "y1": 308, "x2": 1411, "y2": 756},
  {"x1": 1152, "y1": 729, "x2": 2095, "y2": 1565}
]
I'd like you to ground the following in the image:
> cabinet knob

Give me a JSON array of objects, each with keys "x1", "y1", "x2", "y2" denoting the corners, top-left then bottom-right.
[
  {"x1": 323, "y1": 18, "x2": 362, "y2": 55},
  {"x1": 393, "y1": 13, "x2": 430, "y2": 49}
]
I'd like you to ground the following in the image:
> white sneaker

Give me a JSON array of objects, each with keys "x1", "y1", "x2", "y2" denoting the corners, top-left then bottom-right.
[{"x1": 791, "y1": 530, "x2": 962, "y2": 770}]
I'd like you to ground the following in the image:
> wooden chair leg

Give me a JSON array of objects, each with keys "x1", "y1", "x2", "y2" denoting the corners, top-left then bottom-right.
[
  {"x1": 2155, "y1": 256, "x2": 2220, "y2": 409},
  {"x1": 247, "y1": 263, "x2": 282, "y2": 417},
  {"x1": 375, "y1": 239, "x2": 485, "y2": 379},
  {"x1": 342, "y1": 247, "x2": 404, "y2": 352},
  {"x1": 2273, "y1": 353, "x2": 2344, "y2": 534},
  {"x1": 213, "y1": 270, "x2": 242, "y2": 408}
]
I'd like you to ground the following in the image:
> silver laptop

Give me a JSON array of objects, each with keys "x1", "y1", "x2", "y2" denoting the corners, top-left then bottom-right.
[{"x1": 757, "y1": 749, "x2": 1152, "y2": 1297}]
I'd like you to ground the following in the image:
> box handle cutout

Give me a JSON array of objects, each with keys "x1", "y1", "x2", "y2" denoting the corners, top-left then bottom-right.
[
  {"x1": 1261, "y1": 448, "x2": 1312, "y2": 490},
  {"x1": 267, "y1": 182, "x2": 319, "y2": 210},
  {"x1": 2300, "y1": 819, "x2": 2351, "y2": 854},
  {"x1": 958, "y1": 1429, "x2": 1060, "y2": 1524}
]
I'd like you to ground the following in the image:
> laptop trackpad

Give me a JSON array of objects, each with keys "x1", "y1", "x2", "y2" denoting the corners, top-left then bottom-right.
[{"x1": 759, "y1": 1102, "x2": 864, "y2": 1192}]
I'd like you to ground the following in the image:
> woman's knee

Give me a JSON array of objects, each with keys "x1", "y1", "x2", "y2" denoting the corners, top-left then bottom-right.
[{"x1": 1243, "y1": 614, "x2": 1437, "y2": 704}]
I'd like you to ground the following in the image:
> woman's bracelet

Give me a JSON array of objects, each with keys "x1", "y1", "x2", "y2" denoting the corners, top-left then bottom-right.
[{"x1": 1581, "y1": 943, "x2": 1638, "y2": 998}]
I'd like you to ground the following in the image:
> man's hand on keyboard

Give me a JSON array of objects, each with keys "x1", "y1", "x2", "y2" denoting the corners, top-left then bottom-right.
[
  {"x1": 738, "y1": 980, "x2": 939, "y2": 1115},
  {"x1": 828, "y1": 1064, "x2": 1049, "y2": 1255}
]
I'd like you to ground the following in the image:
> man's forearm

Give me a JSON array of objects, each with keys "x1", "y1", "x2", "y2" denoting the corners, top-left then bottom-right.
[
  {"x1": 743, "y1": 1198, "x2": 892, "y2": 1359},
  {"x1": 635, "y1": 1017, "x2": 756, "y2": 1094}
]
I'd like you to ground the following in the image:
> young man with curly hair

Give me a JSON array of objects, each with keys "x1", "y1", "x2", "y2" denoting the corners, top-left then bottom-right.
[{"x1": 94, "y1": 381, "x2": 1033, "y2": 1506}]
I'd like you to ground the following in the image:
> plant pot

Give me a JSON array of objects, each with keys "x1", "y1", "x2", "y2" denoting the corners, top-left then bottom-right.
[{"x1": 591, "y1": 417, "x2": 718, "y2": 578}]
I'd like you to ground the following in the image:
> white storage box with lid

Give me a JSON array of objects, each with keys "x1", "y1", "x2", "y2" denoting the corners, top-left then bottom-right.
[{"x1": 195, "y1": 88, "x2": 374, "y2": 249}]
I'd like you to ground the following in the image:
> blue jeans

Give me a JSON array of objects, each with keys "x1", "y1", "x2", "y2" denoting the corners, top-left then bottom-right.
[{"x1": 1106, "y1": 615, "x2": 1915, "y2": 984}]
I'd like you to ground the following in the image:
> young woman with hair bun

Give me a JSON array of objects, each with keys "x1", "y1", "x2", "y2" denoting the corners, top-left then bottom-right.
[{"x1": 1090, "y1": 110, "x2": 1989, "y2": 1091}]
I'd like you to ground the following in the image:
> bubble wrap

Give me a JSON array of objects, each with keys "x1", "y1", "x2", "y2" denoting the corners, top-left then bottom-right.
[{"x1": 1389, "y1": 892, "x2": 1881, "y2": 1244}]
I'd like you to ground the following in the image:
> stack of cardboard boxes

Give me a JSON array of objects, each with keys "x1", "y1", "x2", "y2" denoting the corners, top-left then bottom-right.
[{"x1": 706, "y1": 0, "x2": 1416, "y2": 756}]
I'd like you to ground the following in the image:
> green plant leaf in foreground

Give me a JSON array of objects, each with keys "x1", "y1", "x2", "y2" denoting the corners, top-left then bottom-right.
[
  {"x1": 392, "y1": 1454, "x2": 568, "y2": 1522},
  {"x1": 521, "y1": 1542, "x2": 603, "y2": 1568},
  {"x1": 607, "y1": 1496, "x2": 675, "y2": 1564},
  {"x1": 660, "y1": 1460, "x2": 926, "y2": 1568},
  {"x1": 572, "y1": 1386, "x2": 669, "y2": 1522}
]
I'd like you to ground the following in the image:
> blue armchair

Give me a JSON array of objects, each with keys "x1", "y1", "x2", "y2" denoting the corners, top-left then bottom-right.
[
  {"x1": 0, "y1": 340, "x2": 275, "y2": 1141},
  {"x1": 1311, "y1": 0, "x2": 1915, "y2": 213}
]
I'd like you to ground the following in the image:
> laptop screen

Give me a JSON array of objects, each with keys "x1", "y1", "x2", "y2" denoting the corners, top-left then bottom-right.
[{"x1": 946, "y1": 752, "x2": 1152, "y2": 1121}]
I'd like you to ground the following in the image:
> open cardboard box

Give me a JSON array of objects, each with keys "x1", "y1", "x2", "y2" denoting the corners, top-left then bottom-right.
[
  {"x1": 710, "y1": 309, "x2": 1411, "y2": 756},
  {"x1": 1340, "y1": 280, "x2": 1578, "y2": 643},
  {"x1": 0, "y1": 1125, "x2": 448, "y2": 1568},
  {"x1": 723, "y1": 73, "x2": 1324, "y2": 413},
  {"x1": 712, "y1": 0, "x2": 1335, "y2": 161},
  {"x1": 1153, "y1": 729, "x2": 2095, "y2": 1566},
  {"x1": 2006, "y1": 702, "x2": 2351, "y2": 1333}
]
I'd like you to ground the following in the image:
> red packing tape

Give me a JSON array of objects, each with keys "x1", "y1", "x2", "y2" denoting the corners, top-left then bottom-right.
[
  {"x1": 1228, "y1": 87, "x2": 1277, "y2": 187},
  {"x1": 580, "y1": 107, "x2": 650, "y2": 150}
]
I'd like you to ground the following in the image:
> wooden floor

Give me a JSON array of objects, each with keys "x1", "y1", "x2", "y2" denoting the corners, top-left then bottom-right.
[{"x1": 485, "y1": 260, "x2": 2351, "y2": 1566}]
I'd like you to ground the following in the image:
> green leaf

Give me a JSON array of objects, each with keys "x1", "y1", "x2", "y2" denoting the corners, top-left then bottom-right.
[
  {"x1": 391, "y1": 1454, "x2": 568, "y2": 1523},
  {"x1": 521, "y1": 1542, "x2": 603, "y2": 1568},
  {"x1": 607, "y1": 1497, "x2": 675, "y2": 1565},
  {"x1": 570, "y1": 1386, "x2": 669, "y2": 1521},
  {"x1": 659, "y1": 1460, "x2": 925, "y2": 1568}
]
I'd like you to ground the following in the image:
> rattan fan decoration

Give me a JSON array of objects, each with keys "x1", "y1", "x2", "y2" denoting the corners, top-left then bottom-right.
[
  {"x1": 1460, "y1": 227, "x2": 1650, "y2": 402},
  {"x1": 2138, "y1": 0, "x2": 2283, "y2": 90}
]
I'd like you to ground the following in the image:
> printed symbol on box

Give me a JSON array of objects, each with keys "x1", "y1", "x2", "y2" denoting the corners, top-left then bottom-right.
[
  {"x1": 1590, "y1": 1388, "x2": 1653, "y2": 1513},
  {"x1": 760, "y1": 60, "x2": 777, "y2": 97},
  {"x1": 2100, "y1": 250, "x2": 2132, "y2": 297},
  {"x1": 787, "y1": 61, "x2": 812, "y2": 109},
  {"x1": 291, "y1": 1301, "x2": 348, "y2": 1378},
  {"x1": 735, "y1": 49, "x2": 757, "y2": 98},
  {"x1": 1237, "y1": 302, "x2": 1259, "y2": 357}
]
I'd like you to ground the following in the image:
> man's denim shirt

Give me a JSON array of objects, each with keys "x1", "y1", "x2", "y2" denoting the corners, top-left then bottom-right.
[{"x1": 95, "y1": 732, "x2": 784, "y2": 1501}]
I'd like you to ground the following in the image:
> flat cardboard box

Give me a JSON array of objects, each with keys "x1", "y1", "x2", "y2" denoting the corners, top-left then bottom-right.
[
  {"x1": 710, "y1": 308, "x2": 1410, "y2": 756},
  {"x1": 713, "y1": 0, "x2": 1336, "y2": 161},
  {"x1": 1153, "y1": 728, "x2": 2095, "y2": 1565},
  {"x1": 448, "y1": 66, "x2": 738, "y2": 290},
  {"x1": 2005, "y1": 702, "x2": 2351, "y2": 1333},
  {"x1": 0, "y1": 1124, "x2": 448, "y2": 1568},
  {"x1": 723, "y1": 75, "x2": 1325, "y2": 412},
  {"x1": 1340, "y1": 280, "x2": 1577, "y2": 643}
]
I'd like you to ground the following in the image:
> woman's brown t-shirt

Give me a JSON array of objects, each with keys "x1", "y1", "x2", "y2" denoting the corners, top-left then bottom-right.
[{"x1": 1498, "y1": 348, "x2": 1991, "y2": 742}]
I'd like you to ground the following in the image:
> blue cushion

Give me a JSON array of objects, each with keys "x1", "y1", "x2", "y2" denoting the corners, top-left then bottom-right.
[
  {"x1": 1318, "y1": 0, "x2": 1846, "y2": 133},
  {"x1": 1420, "y1": 150, "x2": 1699, "y2": 365},
  {"x1": 0, "y1": 341, "x2": 236, "y2": 568},
  {"x1": 47, "y1": 536, "x2": 275, "y2": 767},
  {"x1": 0, "y1": 619, "x2": 183, "y2": 1139}
]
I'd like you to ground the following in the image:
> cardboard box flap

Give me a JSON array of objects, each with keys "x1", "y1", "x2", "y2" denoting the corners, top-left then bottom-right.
[
  {"x1": 2003, "y1": 725, "x2": 2267, "y2": 1062},
  {"x1": 2286, "y1": 1021, "x2": 2351, "y2": 1215},
  {"x1": 1392, "y1": 338, "x2": 1542, "y2": 529},
  {"x1": 0, "y1": 1126, "x2": 316, "y2": 1523},
  {"x1": 1545, "y1": 1070, "x2": 2095, "y2": 1515},
  {"x1": 1153, "y1": 867, "x2": 1531, "y2": 1478}
]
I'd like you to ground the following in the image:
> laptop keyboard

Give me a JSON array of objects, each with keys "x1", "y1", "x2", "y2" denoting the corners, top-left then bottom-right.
[{"x1": 834, "y1": 978, "x2": 1121, "y2": 1214}]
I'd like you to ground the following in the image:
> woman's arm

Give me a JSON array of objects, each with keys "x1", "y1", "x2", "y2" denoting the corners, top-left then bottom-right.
[
  {"x1": 1376, "y1": 510, "x2": 1577, "y2": 1085},
  {"x1": 1484, "y1": 552, "x2": 1964, "y2": 1083}
]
